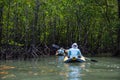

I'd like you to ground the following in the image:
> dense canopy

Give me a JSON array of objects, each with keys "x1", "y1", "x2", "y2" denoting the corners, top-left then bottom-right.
[{"x1": 0, "y1": 0, "x2": 120, "y2": 59}]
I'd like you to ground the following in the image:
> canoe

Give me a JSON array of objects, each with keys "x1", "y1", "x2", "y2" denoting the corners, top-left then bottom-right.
[{"x1": 64, "y1": 56, "x2": 86, "y2": 63}]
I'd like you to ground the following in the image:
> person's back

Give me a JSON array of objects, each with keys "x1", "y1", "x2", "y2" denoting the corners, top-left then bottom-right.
[
  {"x1": 56, "y1": 47, "x2": 65, "y2": 55},
  {"x1": 58, "y1": 48, "x2": 64, "y2": 54}
]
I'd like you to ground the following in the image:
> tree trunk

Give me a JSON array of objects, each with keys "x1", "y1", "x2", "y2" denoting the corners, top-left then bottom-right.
[
  {"x1": 118, "y1": 0, "x2": 120, "y2": 18},
  {"x1": 117, "y1": 0, "x2": 120, "y2": 56},
  {"x1": 0, "y1": 4, "x2": 3, "y2": 46},
  {"x1": 114, "y1": 0, "x2": 120, "y2": 56},
  {"x1": 32, "y1": 0, "x2": 40, "y2": 45}
]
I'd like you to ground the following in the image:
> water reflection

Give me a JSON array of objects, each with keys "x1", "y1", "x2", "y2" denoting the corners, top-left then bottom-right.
[
  {"x1": 56, "y1": 56, "x2": 87, "y2": 80},
  {"x1": 57, "y1": 56, "x2": 64, "y2": 61},
  {"x1": 64, "y1": 63, "x2": 86, "y2": 80},
  {"x1": 56, "y1": 56, "x2": 64, "y2": 63},
  {"x1": 68, "y1": 65, "x2": 82, "y2": 80}
]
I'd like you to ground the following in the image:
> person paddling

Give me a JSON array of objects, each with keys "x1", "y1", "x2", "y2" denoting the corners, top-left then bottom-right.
[
  {"x1": 67, "y1": 43, "x2": 85, "y2": 61},
  {"x1": 56, "y1": 47, "x2": 65, "y2": 56}
]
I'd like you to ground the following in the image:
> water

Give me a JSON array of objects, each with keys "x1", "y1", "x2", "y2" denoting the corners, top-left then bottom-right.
[{"x1": 0, "y1": 56, "x2": 120, "y2": 80}]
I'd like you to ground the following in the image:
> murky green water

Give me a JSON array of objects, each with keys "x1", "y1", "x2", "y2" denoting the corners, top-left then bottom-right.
[{"x1": 0, "y1": 56, "x2": 120, "y2": 80}]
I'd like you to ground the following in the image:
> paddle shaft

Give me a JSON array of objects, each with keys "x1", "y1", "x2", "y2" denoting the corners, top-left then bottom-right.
[{"x1": 85, "y1": 57, "x2": 98, "y2": 62}]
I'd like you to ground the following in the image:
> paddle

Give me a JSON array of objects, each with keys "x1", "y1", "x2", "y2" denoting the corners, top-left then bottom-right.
[
  {"x1": 52, "y1": 44, "x2": 60, "y2": 49},
  {"x1": 85, "y1": 57, "x2": 98, "y2": 62}
]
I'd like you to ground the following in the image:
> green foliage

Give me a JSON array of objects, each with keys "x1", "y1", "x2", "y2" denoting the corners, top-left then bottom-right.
[{"x1": 1, "y1": 0, "x2": 119, "y2": 54}]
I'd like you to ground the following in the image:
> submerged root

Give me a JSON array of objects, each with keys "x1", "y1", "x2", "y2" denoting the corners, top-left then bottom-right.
[{"x1": 0, "y1": 43, "x2": 53, "y2": 59}]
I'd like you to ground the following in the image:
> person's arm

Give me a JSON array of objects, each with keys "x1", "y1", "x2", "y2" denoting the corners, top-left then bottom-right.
[
  {"x1": 78, "y1": 49, "x2": 86, "y2": 61},
  {"x1": 68, "y1": 50, "x2": 71, "y2": 58},
  {"x1": 64, "y1": 49, "x2": 68, "y2": 56},
  {"x1": 80, "y1": 50, "x2": 83, "y2": 57},
  {"x1": 78, "y1": 49, "x2": 84, "y2": 58},
  {"x1": 56, "y1": 50, "x2": 58, "y2": 55}
]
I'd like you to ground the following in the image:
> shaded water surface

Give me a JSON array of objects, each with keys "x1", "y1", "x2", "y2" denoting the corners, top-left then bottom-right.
[{"x1": 0, "y1": 56, "x2": 120, "y2": 80}]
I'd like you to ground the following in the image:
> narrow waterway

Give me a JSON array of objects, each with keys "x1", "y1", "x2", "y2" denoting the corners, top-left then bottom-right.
[{"x1": 0, "y1": 56, "x2": 120, "y2": 80}]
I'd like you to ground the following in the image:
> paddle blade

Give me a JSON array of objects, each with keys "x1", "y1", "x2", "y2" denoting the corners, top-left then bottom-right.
[
  {"x1": 85, "y1": 57, "x2": 98, "y2": 62},
  {"x1": 91, "y1": 59, "x2": 98, "y2": 62},
  {"x1": 52, "y1": 44, "x2": 60, "y2": 49}
]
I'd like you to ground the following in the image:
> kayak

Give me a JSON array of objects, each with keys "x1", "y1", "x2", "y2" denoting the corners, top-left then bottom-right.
[
  {"x1": 64, "y1": 56, "x2": 86, "y2": 63},
  {"x1": 56, "y1": 52, "x2": 66, "y2": 56},
  {"x1": 56, "y1": 53, "x2": 64, "y2": 56}
]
